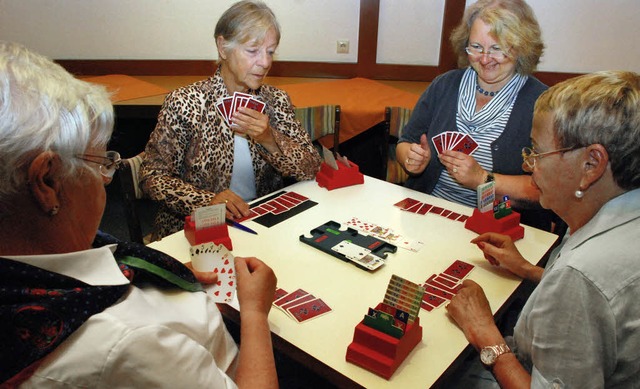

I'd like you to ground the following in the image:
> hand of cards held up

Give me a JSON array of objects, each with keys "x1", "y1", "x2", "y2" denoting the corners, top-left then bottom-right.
[{"x1": 215, "y1": 91, "x2": 266, "y2": 127}]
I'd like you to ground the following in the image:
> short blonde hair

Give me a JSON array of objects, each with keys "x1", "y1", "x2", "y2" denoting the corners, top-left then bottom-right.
[
  {"x1": 535, "y1": 71, "x2": 640, "y2": 190},
  {"x1": 450, "y1": 0, "x2": 544, "y2": 75},
  {"x1": 214, "y1": 1, "x2": 280, "y2": 60}
]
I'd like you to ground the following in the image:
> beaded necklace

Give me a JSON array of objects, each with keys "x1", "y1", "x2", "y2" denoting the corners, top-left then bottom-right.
[{"x1": 476, "y1": 84, "x2": 500, "y2": 97}]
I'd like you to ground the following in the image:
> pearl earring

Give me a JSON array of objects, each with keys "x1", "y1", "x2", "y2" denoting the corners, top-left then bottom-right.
[
  {"x1": 575, "y1": 190, "x2": 584, "y2": 199},
  {"x1": 49, "y1": 205, "x2": 59, "y2": 216}
]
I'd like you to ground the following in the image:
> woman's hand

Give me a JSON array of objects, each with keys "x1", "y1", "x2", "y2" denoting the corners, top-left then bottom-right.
[
  {"x1": 438, "y1": 150, "x2": 486, "y2": 189},
  {"x1": 232, "y1": 107, "x2": 279, "y2": 153},
  {"x1": 401, "y1": 134, "x2": 431, "y2": 174},
  {"x1": 235, "y1": 256, "x2": 277, "y2": 315},
  {"x1": 184, "y1": 262, "x2": 219, "y2": 285},
  {"x1": 446, "y1": 280, "x2": 502, "y2": 348},
  {"x1": 471, "y1": 232, "x2": 542, "y2": 283},
  {"x1": 211, "y1": 189, "x2": 251, "y2": 219}
]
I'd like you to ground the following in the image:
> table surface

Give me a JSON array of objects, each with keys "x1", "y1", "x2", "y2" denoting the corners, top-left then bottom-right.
[{"x1": 148, "y1": 176, "x2": 558, "y2": 388}]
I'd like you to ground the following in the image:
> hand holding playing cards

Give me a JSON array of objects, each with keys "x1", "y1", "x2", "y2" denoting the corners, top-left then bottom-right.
[
  {"x1": 471, "y1": 233, "x2": 543, "y2": 283},
  {"x1": 438, "y1": 150, "x2": 487, "y2": 189},
  {"x1": 446, "y1": 280, "x2": 505, "y2": 350},
  {"x1": 402, "y1": 134, "x2": 431, "y2": 174},
  {"x1": 184, "y1": 261, "x2": 219, "y2": 285},
  {"x1": 232, "y1": 107, "x2": 279, "y2": 154},
  {"x1": 235, "y1": 256, "x2": 277, "y2": 315}
]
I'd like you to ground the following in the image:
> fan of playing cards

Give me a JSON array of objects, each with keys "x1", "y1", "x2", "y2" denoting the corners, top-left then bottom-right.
[
  {"x1": 432, "y1": 131, "x2": 479, "y2": 155},
  {"x1": 215, "y1": 91, "x2": 266, "y2": 127}
]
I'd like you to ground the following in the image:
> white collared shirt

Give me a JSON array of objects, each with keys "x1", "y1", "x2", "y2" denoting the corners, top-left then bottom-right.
[{"x1": 7, "y1": 245, "x2": 239, "y2": 388}]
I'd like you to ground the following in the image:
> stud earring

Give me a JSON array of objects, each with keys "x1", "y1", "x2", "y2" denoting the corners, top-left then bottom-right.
[
  {"x1": 575, "y1": 190, "x2": 584, "y2": 199},
  {"x1": 49, "y1": 205, "x2": 59, "y2": 216}
]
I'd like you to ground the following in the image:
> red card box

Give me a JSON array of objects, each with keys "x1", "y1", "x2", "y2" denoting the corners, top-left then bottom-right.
[
  {"x1": 346, "y1": 304, "x2": 422, "y2": 380},
  {"x1": 316, "y1": 160, "x2": 364, "y2": 190},
  {"x1": 464, "y1": 208, "x2": 524, "y2": 241},
  {"x1": 184, "y1": 215, "x2": 233, "y2": 250}
]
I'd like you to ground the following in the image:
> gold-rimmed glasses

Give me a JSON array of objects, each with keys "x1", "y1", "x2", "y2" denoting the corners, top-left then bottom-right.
[
  {"x1": 75, "y1": 151, "x2": 121, "y2": 179},
  {"x1": 521, "y1": 146, "x2": 580, "y2": 169}
]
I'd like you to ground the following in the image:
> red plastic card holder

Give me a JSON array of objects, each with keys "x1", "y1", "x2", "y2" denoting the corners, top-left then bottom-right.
[
  {"x1": 346, "y1": 303, "x2": 422, "y2": 380},
  {"x1": 316, "y1": 160, "x2": 364, "y2": 190},
  {"x1": 464, "y1": 208, "x2": 524, "y2": 241},
  {"x1": 184, "y1": 215, "x2": 233, "y2": 250}
]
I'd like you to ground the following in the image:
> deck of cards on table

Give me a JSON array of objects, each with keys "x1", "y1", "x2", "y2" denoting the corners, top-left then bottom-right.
[
  {"x1": 215, "y1": 91, "x2": 265, "y2": 127},
  {"x1": 272, "y1": 287, "x2": 332, "y2": 323},
  {"x1": 189, "y1": 242, "x2": 236, "y2": 303},
  {"x1": 432, "y1": 131, "x2": 479, "y2": 155}
]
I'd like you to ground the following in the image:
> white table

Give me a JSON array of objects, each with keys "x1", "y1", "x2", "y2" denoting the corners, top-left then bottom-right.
[{"x1": 149, "y1": 176, "x2": 558, "y2": 388}]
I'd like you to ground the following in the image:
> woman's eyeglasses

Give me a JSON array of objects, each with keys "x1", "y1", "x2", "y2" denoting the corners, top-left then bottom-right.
[
  {"x1": 465, "y1": 44, "x2": 508, "y2": 60},
  {"x1": 521, "y1": 146, "x2": 580, "y2": 169},
  {"x1": 75, "y1": 151, "x2": 121, "y2": 178}
]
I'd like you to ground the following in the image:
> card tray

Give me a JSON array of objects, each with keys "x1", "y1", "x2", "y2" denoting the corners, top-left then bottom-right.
[
  {"x1": 299, "y1": 220, "x2": 396, "y2": 270},
  {"x1": 184, "y1": 215, "x2": 233, "y2": 250}
]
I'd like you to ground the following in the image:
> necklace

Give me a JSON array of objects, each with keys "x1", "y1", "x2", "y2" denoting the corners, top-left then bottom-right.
[{"x1": 476, "y1": 84, "x2": 500, "y2": 97}]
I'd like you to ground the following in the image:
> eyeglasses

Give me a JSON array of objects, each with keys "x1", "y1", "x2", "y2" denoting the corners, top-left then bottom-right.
[
  {"x1": 521, "y1": 146, "x2": 580, "y2": 169},
  {"x1": 465, "y1": 44, "x2": 508, "y2": 60},
  {"x1": 75, "y1": 151, "x2": 121, "y2": 178}
]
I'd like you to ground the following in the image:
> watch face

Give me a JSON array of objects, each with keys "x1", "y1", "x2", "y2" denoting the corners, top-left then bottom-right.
[{"x1": 480, "y1": 347, "x2": 496, "y2": 365}]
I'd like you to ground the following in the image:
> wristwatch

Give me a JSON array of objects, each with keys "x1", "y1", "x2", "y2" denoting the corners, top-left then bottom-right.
[
  {"x1": 480, "y1": 344, "x2": 511, "y2": 368},
  {"x1": 484, "y1": 171, "x2": 495, "y2": 183}
]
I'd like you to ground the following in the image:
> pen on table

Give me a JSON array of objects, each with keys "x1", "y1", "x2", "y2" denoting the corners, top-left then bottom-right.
[{"x1": 226, "y1": 218, "x2": 258, "y2": 235}]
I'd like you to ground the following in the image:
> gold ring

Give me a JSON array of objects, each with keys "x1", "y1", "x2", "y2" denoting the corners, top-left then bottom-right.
[{"x1": 224, "y1": 199, "x2": 228, "y2": 204}]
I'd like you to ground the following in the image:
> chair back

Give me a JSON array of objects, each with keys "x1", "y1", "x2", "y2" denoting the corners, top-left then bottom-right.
[
  {"x1": 118, "y1": 153, "x2": 146, "y2": 243},
  {"x1": 383, "y1": 107, "x2": 413, "y2": 184},
  {"x1": 294, "y1": 105, "x2": 341, "y2": 154}
]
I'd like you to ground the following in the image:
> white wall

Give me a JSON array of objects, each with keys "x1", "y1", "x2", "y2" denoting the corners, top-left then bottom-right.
[{"x1": 1, "y1": 0, "x2": 639, "y2": 73}]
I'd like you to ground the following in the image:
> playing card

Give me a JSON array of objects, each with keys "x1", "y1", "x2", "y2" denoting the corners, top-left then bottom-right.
[
  {"x1": 274, "y1": 287, "x2": 288, "y2": 301},
  {"x1": 222, "y1": 96, "x2": 233, "y2": 124},
  {"x1": 425, "y1": 274, "x2": 462, "y2": 295},
  {"x1": 416, "y1": 203, "x2": 433, "y2": 215},
  {"x1": 288, "y1": 298, "x2": 332, "y2": 323},
  {"x1": 442, "y1": 259, "x2": 475, "y2": 280},
  {"x1": 245, "y1": 97, "x2": 266, "y2": 113},
  {"x1": 432, "y1": 133, "x2": 445, "y2": 155},
  {"x1": 394, "y1": 197, "x2": 421, "y2": 210},
  {"x1": 422, "y1": 291, "x2": 447, "y2": 308},
  {"x1": 451, "y1": 133, "x2": 479, "y2": 155},
  {"x1": 423, "y1": 284, "x2": 454, "y2": 300},
  {"x1": 274, "y1": 288, "x2": 309, "y2": 308},
  {"x1": 279, "y1": 293, "x2": 316, "y2": 315},
  {"x1": 231, "y1": 91, "x2": 253, "y2": 119},
  {"x1": 191, "y1": 243, "x2": 236, "y2": 303}
]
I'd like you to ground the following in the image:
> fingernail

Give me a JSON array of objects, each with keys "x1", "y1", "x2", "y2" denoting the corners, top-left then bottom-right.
[{"x1": 477, "y1": 242, "x2": 485, "y2": 249}]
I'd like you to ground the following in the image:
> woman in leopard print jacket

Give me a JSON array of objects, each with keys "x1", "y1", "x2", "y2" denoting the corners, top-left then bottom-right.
[{"x1": 141, "y1": 1, "x2": 322, "y2": 240}]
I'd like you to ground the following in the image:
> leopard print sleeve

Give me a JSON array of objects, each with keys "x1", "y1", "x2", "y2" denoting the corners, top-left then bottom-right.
[
  {"x1": 140, "y1": 88, "x2": 217, "y2": 218},
  {"x1": 255, "y1": 86, "x2": 322, "y2": 179}
]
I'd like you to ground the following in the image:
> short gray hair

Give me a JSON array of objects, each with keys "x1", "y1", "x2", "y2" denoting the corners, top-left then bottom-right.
[
  {"x1": 214, "y1": 1, "x2": 281, "y2": 59},
  {"x1": 535, "y1": 70, "x2": 640, "y2": 190},
  {"x1": 0, "y1": 41, "x2": 114, "y2": 202}
]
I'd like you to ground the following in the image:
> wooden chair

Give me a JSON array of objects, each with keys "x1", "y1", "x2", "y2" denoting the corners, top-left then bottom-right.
[
  {"x1": 118, "y1": 152, "x2": 149, "y2": 243},
  {"x1": 382, "y1": 106, "x2": 413, "y2": 185},
  {"x1": 294, "y1": 105, "x2": 341, "y2": 154}
]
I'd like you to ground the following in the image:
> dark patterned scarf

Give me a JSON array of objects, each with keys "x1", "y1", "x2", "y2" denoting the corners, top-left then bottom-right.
[{"x1": 0, "y1": 231, "x2": 202, "y2": 387}]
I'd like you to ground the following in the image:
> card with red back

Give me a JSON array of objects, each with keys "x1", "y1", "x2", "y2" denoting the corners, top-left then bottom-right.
[
  {"x1": 394, "y1": 197, "x2": 421, "y2": 210},
  {"x1": 285, "y1": 191, "x2": 308, "y2": 202},
  {"x1": 423, "y1": 284, "x2": 454, "y2": 300},
  {"x1": 422, "y1": 291, "x2": 447, "y2": 307},
  {"x1": 274, "y1": 287, "x2": 288, "y2": 302},
  {"x1": 425, "y1": 274, "x2": 462, "y2": 295},
  {"x1": 420, "y1": 301, "x2": 435, "y2": 311},
  {"x1": 245, "y1": 97, "x2": 266, "y2": 113},
  {"x1": 434, "y1": 274, "x2": 461, "y2": 289},
  {"x1": 273, "y1": 288, "x2": 309, "y2": 308},
  {"x1": 231, "y1": 92, "x2": 253, "y2": 116},
  {"x1": 416, "y1": 203, "x2": 433, "y2": 215},
  {"x1": 288, "y1": 298, "x2": 332, "y2": 323},
  {"x1": 432, "y1": 133, "x2": 445, "y2": 155},
  {"x1": 443, "y1": 259, "x2": 475, "y2": 280},
  {"x1": 429, "y1": 206, "x2": 445, "y2": 215},
  {"x1": 222, "y1": 97, "x2": 234, "y2": 123},
  {"x1": 451, "y1": 134, "x2": 479, "y2": 155},
  {"x1": 279, "y1": 293, "x2": 316, "y2": 313}
]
